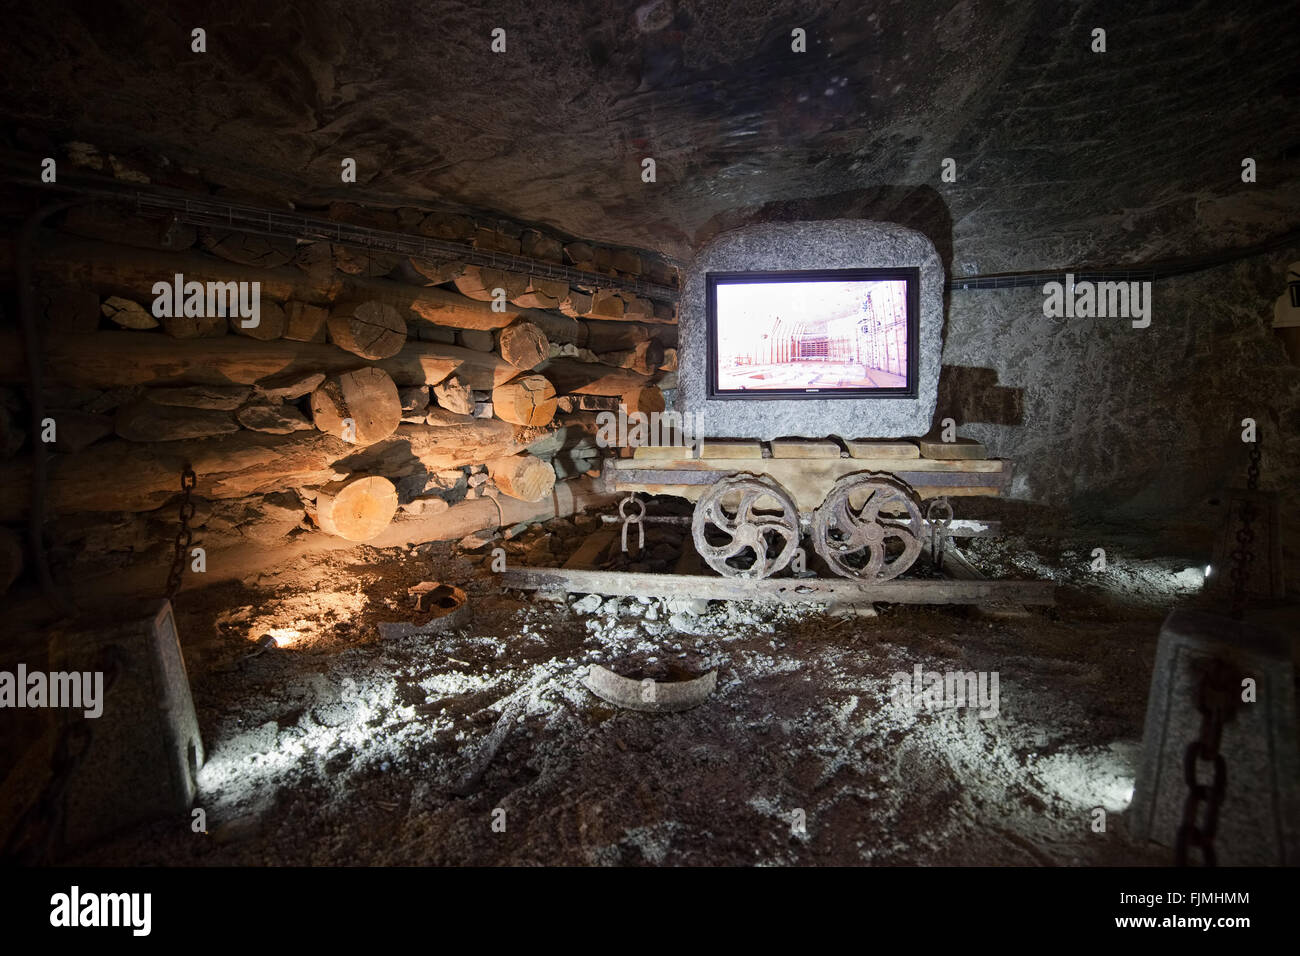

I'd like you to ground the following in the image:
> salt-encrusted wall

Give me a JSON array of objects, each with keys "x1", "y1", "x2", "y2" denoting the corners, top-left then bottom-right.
[
  {"x1": 0, "y1": 191, "x2": 678, "y2": 589},
  {"x1": 677, "y1": 220, "x2": 944, "y2": 440},
  {"x1": 941, "y1": 247, "x2": 1300, "y2": 574}
]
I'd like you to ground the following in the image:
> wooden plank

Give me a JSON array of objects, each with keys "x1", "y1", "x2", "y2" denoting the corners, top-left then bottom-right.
[
  {"x1": 12, "y1": 235, "x2": 557, "y2": 332},
  {"x1": 0, "y1": 330, "x2": 516, "y2": 390},
  {"x1": 608, "y1": 456, "x2": 1011, "y2": 505},
  {"x1": 502, "y1": 567, "x2": 1055, "y2": 606},
  {"x1": 927, "y1": 539, "x2": 1031, "y2": 618},
  {"x1": 918, "y1": 436, "x2": 988, "y2": 460},
  {"x1": 617, "y1": 456, "x2": 1004, "y2": 474},
  {"x1": 846, "y1": 439, "x2": 920, "y2": 459},
  {"x1": 632, "y1": 445, "x2": 696, "y2": 461},
  {"x1": 770, "y1": 439, "x2": 842, "y2": 459},
  {"x1": 700, "y1": 440, "x2": 762, "y2": 459}
]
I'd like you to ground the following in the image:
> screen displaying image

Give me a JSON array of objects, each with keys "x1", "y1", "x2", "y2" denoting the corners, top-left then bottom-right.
[{"x1": 709, "y1": 272, "x2": 914, "y2": 396}]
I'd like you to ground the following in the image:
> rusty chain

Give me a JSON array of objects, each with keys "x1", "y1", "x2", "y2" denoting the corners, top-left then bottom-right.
[
  {"x1": 1175, "y1": 660, "x2": 1239, "y2": 866},
  {"x1": 1176, "y1": 437, "x2": 1260, "y2": 865},
  {"x1": 164, "y1": 463, "x2": 197, "y2": 601},
  {"x1": 1227, "y1": 439, "x2": 1261, "y2": 620}
]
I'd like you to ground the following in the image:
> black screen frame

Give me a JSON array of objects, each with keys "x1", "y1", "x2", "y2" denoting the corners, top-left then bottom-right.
[{"x1": 705, "y1": 267, "x2": 921, "y2": 401}]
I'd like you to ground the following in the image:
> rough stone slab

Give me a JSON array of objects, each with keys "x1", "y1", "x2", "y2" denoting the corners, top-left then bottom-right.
[
  {"x1": 770, "y1": 439, "x2": 841, "y2": 459},
  {"x1": 846, "y1": 439, "x2": 920, "y2": 459},
  {"x1": 700, "y1": 440, "x2": 762, "y2": 459},
  {"x1": 1129, "y1": 609, "x2": 1300, "y2": 865},
  {"x1": 918, "y1": 436, "x2": 987, "y2": 459},
  {"x1": 46, "y1": 600, "x2": 203, "y2": 851},
  {"x1": 678, "y1": 221, "x2": 944, "y2": 439}
]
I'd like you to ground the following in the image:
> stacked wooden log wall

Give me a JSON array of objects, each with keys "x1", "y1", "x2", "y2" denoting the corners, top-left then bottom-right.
[{"x1": 0, "y1": 198, "x2": 677, "y2": 578}]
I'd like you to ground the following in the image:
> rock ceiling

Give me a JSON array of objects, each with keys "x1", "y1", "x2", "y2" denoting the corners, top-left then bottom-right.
[{"x1": 3, "y1": 0, "x2": 1298, "y2": 270}]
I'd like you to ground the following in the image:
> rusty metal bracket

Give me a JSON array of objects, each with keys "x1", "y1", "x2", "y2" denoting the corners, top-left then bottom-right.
[{"x1": 619, "y1": 494, "x2": 646, "y2": 553}]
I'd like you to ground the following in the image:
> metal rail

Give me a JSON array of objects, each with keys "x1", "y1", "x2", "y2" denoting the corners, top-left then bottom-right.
[{"x1": 11, "y1": 174, "x2": 680, "y2": 302}]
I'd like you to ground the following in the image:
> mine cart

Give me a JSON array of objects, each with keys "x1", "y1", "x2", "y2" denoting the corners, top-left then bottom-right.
[{"x1": 599, "y1": 436, "x2": 1012, "y2": 581}]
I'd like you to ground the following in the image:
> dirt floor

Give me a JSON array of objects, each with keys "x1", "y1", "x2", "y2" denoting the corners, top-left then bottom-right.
[{"x1": 20, "y1": 513, "x2": 1244, "y2": 867}]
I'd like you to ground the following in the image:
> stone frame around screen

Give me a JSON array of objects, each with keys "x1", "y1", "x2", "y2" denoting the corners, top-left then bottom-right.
[{"x1": 678, "y1": 220, "x2": 945, "y2": 440}]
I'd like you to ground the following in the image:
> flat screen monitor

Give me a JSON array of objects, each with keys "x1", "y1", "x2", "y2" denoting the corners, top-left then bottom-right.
[{"x1": 706, "y1": 268, "x2": 920, "y2": 400}]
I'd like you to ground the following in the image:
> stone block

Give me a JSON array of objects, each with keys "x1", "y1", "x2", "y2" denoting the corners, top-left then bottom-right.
[
  {"x1": 1129, "y1": 608, "x2": 1299, "y2": 865},
  {"x1": 46, "y1": 600, "x2": 203, "y2": 852},
  {"x1": 677, "y1": 221, "x2": 944, "y2": 439}
]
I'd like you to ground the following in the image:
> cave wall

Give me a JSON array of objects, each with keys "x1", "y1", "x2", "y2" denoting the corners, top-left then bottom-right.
[{"x1": 941, "y1": 246, "x2": 1300, "y2": 556}]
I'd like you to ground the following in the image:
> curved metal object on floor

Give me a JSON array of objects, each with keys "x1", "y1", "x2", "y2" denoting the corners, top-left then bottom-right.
[
  {"x1": 690, "y1": 473, "x2": 801, "y2": 579},
  {"x1": 812, "y1": 472, "x2": 924, "y2": 581},
  {"x1": 582, "y1": 664, "x2": 718, "y2": 713}
]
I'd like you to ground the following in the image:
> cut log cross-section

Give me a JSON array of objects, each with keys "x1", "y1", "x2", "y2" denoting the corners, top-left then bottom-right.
[
  {"x1": 231, "y1": 298, "x2": 287, "y2": 340},
  {"x1": 453, "y1": 266, "x2": 529, "y2": 303},
  {"x1": 487, "y1": 454, "x2": 557, "y2": 502},
  {"x1": 327, "y1": 299, "x2": 407, "y2": 360},
  {"x1": 315, "y1": 475, "x2": 398, "y2": 541},
  {"x1": 310, "y1": 366, "x2": 402, "y2": 445},
  {"x1": 498, "y1": 321, "x2": 549, "y2": 370},
  {"x1": 492, "y1": 375, "x2": 557, "y2": 427}
]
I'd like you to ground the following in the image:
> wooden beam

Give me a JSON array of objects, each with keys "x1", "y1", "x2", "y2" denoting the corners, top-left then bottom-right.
[
  {"x1": 0, "y1": 419, "x2": 527, "y2": 518},
  {"x1": 606, "y1": 456, "x2": 1013, "y2": 503},
  {"x1": 0, "y1": 330, "x2": 517, "y2": 390},
  {"x1": 536, "y1": 357, "x2": 654, "y2": 396},
  {"x1": 502, "y1": 567, "x2": 1054, "y2": 605},
  {"x1": 9, "y1": 234, "x2": 675, "y2": 332}
]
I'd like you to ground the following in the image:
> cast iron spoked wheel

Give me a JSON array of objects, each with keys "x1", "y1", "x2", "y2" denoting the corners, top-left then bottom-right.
[
  {"x1": 812, "y1": 473, "x2": 924, "y2": 581},
  {"x1": 691, "y1": 474, "x2": 801, "y2": 579}
]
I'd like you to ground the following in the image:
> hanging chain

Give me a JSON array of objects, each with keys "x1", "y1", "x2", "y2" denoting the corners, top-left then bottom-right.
[
  {"x1": 1175, "y1": 660, "x2": 1239, "y2": 866},
  {"x1": 1227, "y1": 440, "x2": 1262, "y2": 620},
  {"x1": 164, "y1": 463, "x2": 197, "y2": 601},
  {"x1": 927, "y1": 497, "x2": 953, "y2": 571}
]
